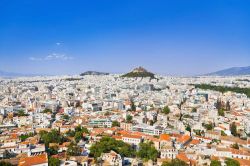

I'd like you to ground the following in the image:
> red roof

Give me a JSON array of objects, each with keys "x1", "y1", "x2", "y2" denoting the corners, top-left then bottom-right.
[
  {"x1": 190, "y1": 139, "x2": 200, "y2": 145},
  {"x1": 19, "y1": 154, "x2": 48, "y2": 166},
  {"x1": 122, "y1": 134, "x2": 142, "y2": 139},
  {"x1": 176, "y1": 153, "x2": 189, "y2": 163},
  {"x1": 177, "y1": 135, "x2": 191, "y2": 144},
  {"x1": 160, "y1": 134, "x2": 171, "y2": 141}
]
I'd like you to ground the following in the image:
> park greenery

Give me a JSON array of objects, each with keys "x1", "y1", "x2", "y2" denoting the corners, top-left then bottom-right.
[
  {"x1": 210, "y1": 160, "x2": 221, "y2": 166},
  {"x1": 0, "y1": 161, "x2": 14, "y2": 166},
  {"x1": 231, "y1": 143, "x2": 239, "y2": 149},
  {"x1": 66, "y1": 142, "x2": 81, "y2": 156},
  {"x1": 221, "y1": 130, "x2": 227, "y2": 136},
  {"x1": 162, "y1": 106, "x2": 170, "y2": 114},
  {"x1": 131, "y1": 100, "x2": 136, "y2": 111},
  {"x1": 203, "y1": 123, "x2": 214, "y2": 130},
  {"x1": 65, "y1": 126, "x2": 89, "y2": 143},
  {"x1": 195, "y1": 84, "x2": 250, "y2": 97},
  {"x1": 48, "y1": 157, "x2": 60, "y2": 166},
  {"x1": 42, "y1": 109, "x2": 52, "y2": 114},
  {"x1": 193, "y1": 129, "x2": 204, "y2": 136},
  {"x1": 136, "y1": 142, "x2": 158, "y2": 161},
  {"x1": 230, "y1": 122, "x2": 238, "y2": 137},
  {"x1": 185, "y1": 124, "x2": 192, "y2": 133},
  {"x1": 16, "y1": 110, "x2": 28, "y2": 117},
  {"x1": 126, "y1": 115, "x2": 133, "y2": 123},
  {"x1": 62, "y1": 114, "x2": 70, "y2": 120},
  {"x1": 112, "y1": 120, "x2": 120, "y2": 127},
  {"x1": 225, "y1": 158, "x2": 240, "y2": 166},
  {"x1": 89, "y1": 137, "x2": 135, "y2": 159},
  {"x1": 39, "y1": 129, "x2": 66, "y2": 147},
  {"x1": 192, "y1": 108, "x2": 197, "y2": 113},
  {"x1": 48, "y1": 145, "x2": 59, "y2": 155},
  {"x1": 19, "y1": 132, "x2": 34, "y2": 142},
  {"x1": 218, "y1": 108, "x2": 225, "y2": 116}
]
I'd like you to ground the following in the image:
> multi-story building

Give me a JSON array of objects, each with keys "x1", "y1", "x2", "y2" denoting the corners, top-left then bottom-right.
[
  {"x1": 120, "y1": 122, "x2": 133, "y2": 131},
  {"x1": 132, "y1": 124, "x2": 163, "y2": 136},
  {"x1": 88, "y1": 118, "x2": 112, "y2": 128},
  {"x1": 160, "y1": 146, "x2": 178, "y2": 159}
]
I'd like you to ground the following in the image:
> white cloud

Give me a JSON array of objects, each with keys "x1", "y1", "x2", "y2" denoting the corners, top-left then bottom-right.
[
  {"x1": 29, "y1": 57, "x2": 42, "y2": 61},
  {"x1": 56, "y1": 42, "x2": 61, "y2": 46},
  {"x1": 29, "y1": 53, "x2": 74, "y2": 61}
]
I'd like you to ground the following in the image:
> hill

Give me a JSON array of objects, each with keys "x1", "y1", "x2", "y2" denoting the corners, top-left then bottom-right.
[
  {"x1": 80, "y1": 71, "x2": 109, "y2": 76},
  {"x1": 206, "y1": 66, "x2": 250, "y2": 76},
  {"x1": 122, "y1": 67, "x2": 155, "y2": 78}
]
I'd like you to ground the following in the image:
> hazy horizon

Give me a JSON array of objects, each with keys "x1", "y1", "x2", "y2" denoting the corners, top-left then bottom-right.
[{"x1": 1, "y1": 0, "x2": 249, "y2": 76}]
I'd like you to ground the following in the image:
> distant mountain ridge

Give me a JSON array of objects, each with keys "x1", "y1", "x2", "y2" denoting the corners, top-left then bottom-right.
[
  {"x1": 80, "y1": 71, "x2": 109, "y2": 76},
  {"x1": 122, "y1": 67, "x2": 155, "y2": 78},
  {"x1": 206, "y1": 66, "x2": 250, "y2": 76},
  {"x1": 0, "y1": 70, "x2": 43, "y2": 77},
  {"x1": 0, "y1": 70, "x2": 35, "y2": 77}
]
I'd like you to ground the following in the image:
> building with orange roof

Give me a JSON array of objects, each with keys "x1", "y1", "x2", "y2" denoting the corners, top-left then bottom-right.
[
  {"x1": 121, "y1": 134, "x2": 142, "y2": 147},
  {"x1": 132, "y1": 131, "x2": 148, "y2": 137},
  {"x1": 176, "y1": 153, "x2": 190, "y2": 165},
  {"x1": 205, "y1": 131, "x2": 221, "y2": 140},
  {"x1": 220, "y1": 136, "x2": 247, "y2": 147},
  {"x1": 230, "y1": 148, "x2": 250, "y2": 160},
  {"x1": 144, "y1": 135, "x2": 160, "y2": 150},
  {"x1": 19, "y1": 153, "x2": 48, "y2": 166},
  {"x1": 117, "y1": 130, "x2": 131, "y2": 135},
  {"x1": 189, "y1": 139, "x2": 200, "y2": 146},
  {"x1": 193, "y1": 135, "x2": 212, "y2": 143},
  {"x1": 112, "y1": 135, "x2": 122, "y2": 140},
  {"x1": 103, "y1": 127, "x2": 118, "y2": 135},
  {"x1": 215, "y1": 148, "x2": 250, "y2": 160},
  {"x1": 235, "y1": 158, "x2": 250, "y2": 166},
  {"x1": 160, "y1": 134, "x2": 171, "y2": 141},
  {"x1": 160, "y1": 134, "x2": 172, "y2": 148},
  {"x1": 10, "y1": 133, "x2": 18, "y2": 139},
  {"x1": 58, "y1": 142, "x2": 71, "y2": 153},
  {"x1": 176, "y1": 135, "x2": 192, "y2": 149}
]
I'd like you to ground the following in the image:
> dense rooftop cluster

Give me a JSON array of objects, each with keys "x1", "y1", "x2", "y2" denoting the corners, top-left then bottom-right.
[{"x1": 0, "y1": 75, "x2": 250, "y2": 166}]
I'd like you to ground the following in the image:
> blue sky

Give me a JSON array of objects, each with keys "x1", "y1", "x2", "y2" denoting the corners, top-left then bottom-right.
[{"x1": 0, "y1": 0, "x2": 249, "y2": 75}]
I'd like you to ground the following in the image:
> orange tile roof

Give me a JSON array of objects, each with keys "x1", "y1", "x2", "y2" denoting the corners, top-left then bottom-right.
[
  {"x1": 92, "y1": 128, "x2": 106, "y2": 134},
  {"x1": 19, "y1": 154, "x2": 48, "y2": 166},
  {"x1": 160, "y1": 134, "x2": 171, "y2": 141},
  {"x1": 132, "y1": 131, "x2": 148, "y2": 137},
  {"x1": 112, "y1": 135, "x2": 122, "y2": 140},
  {"x1": 10, "y1": 133, "x2": 18, "y2": 139},
  {"x1": 171, "y1": 133, "x2": 182, "y2": 137},
  {"x1": 190, "y1": 139, "x2": 200, "y2": 145},
  {"x1": 145, "y1": 136, "x2": 160, "y2": 142},
  {"x1": 117, "y1": 130, "x2": 131, "y2": 135},
  {"x1": 177, "y1": 135, "x2": 191, "y2": 144},
  {"x1": 176, "y1": 153, "x2": 189, "y2": 163},
  {"x1": 230, "y1": 149, "x2": 250, "y2": 156},
  {"x1": 235, "y1": 158, "x2": 250, "y2": 166},
  {"x1": 122, "y1": 134, "x2": 142, "y2": 139},
  {"x1": 211, "y1": 156, "x2": 219, "y2": 160},
  {"x1": 20, "y1": 141, "x2": 29, "y2": 145}
]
